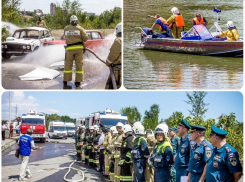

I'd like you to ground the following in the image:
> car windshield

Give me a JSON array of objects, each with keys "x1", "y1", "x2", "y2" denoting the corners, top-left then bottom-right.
[
  {"x1": 193, "y1": 25, "x2": 213, "y2": 40},
  {"x1": 22, "y1": 118, "x2": 43, "y2": 124},
  {"x1": 101, "y1": 118, "x2": 128, "y2": 128},
  {"x1": 13, "y1": 29, "x2": 39, "y2": 39},
  {"x1": 54, "y1": 126, "x2": 66, "y2": 131},
  {"x1": 66, "y1": 127, "x2": 75, "y2": 130}
]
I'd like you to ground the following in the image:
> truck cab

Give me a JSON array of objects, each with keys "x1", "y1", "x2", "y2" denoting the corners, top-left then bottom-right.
[
  {"x1": 48, "y1": 120, "x2": 68, "y2": 139},
  {"x1": 20, "y1": 111, "x2": 46, "y2": 143}
]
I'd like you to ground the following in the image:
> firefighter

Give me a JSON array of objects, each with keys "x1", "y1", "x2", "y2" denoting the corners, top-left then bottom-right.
[
  {"x1": 93, "y1": 125, "x2": 101, "y2": 171},
  {"x1": 105, "y1": 23, "x2": 122, "y2": 89},
  {"x1": 79, "y1": 125, "x2": 86, "y2": 161},
  {"x1": 103, "y1": 126, "x2": 112, "y2": 178},
  {"x1": 87, "y1": 126, "x2": 95, "y2": 167},
  {"x1": 145, "y1": 129, "x2": 156, "y2": 182},
  {"x1": 217, "y1": 21, "x2": 240, "y2": 41},
  {"x1": 76, "y1": 125, "x2": 82, "y2": 161},
  {"x1": 74, "y1": 126, "x2": 79, "y2": 158},
  {"x1": 131, "y1": 122, "x2": 149, "y2": 182},
  {"x1": 149, "y1": 124, "x2": 174, "y2": 182},
  {"x1": 63, "y1": 15, "x2": 88, "y2": 89},
  {"x1": 114, "y1": 122, "x2": 125, "y2": 182},
  {"x1": 108, "y1": 126, "x2": 118, "y2": 181},
  {"x1": 119, "y1": 125, "x2": 134, "y2": 182},
  {"x1": 36, "y1": 17, "x2": 46, "y2": 27},
  {"x1": 83, "y1": 127, "x2": 89, "y2": 164}
]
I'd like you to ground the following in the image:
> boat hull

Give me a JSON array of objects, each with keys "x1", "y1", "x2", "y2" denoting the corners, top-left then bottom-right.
[{"x1": 144, "y1": 38, "x2": 243, "y2": 56}]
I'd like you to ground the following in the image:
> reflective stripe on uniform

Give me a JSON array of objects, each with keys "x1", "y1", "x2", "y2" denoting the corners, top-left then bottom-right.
[
  {"x1": 89, "y1": 159, "x2": 94, "y2": 162},
  {"x1": 120, "y1": 176, "x2": 133, "y2": 181},
  {"x1": 77, "y1": 150, "x2": 81, "y2": 153},
  {"x1": 115, "y1": 175, "x2": 120, "y2": 179},
  {"x1": 93, "y1": 160, "x2": 99, "y2": 164},
  {"x1": 114, "y1": 154, "x2": 120, "y2": 158},
  {"x1": 66, "y1": 45, "x2": 84, "y2": 50},
  {"x1": 64, "y1": 70, "x2": 72, "y2": 73},
  {"x1": 76, "y1": 71, "x2": 83, "y2": 74},
  {"x1": 105, "y1": 165, "x2": 109, "y2": 168},
  {"x1": 106, "y1": 58, "x2": 112, "y2": 64},
  {"x1": 87, "y1": 146, "x2": 91, "y2": 149}
]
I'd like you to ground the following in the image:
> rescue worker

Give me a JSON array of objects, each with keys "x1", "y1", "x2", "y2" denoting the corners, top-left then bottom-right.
[
  {"x1": 119, "y1": 124, "x2": 134, "y2": 182},
  {"x1": 76, "y1": 125, "x2": 82, "y2": 161},
  {"x1": 63, "y1": 15, "x2": 88, "y2": 89},
  {"x1": 103, "y1": 126, "x2": 112, "y2": 178},
  {"x1": 36, "y1": 17, "x2": 46, "y2": 27},
  {"x1": 167, "y1": 7, "x2": 185, "y2": 39},
  {"x1": 108, "y1": 126, "x2": 118, "y2": 181},
  {"x1": 131, "y1": 122, "x2": 149, "y2": 182},
  {"x1": 74, "y1": 126, "x2": 79, "y2": 157},
  {"x1": 83, "y1": 127, "x2": 89, "y2": 164},
  {"x1": 217, "y1": 21, "x2": 240, "y2": 41},
  {"x1": 149, "y1": 124, "x2": 174, "y2": 182},
  {"x1": 148, "y1": 14, "x2": 172, "y2": 37},
  {"x1": 93, "y1": 125, "x2": 101, "y2": 170},
  {"x1": 206, "y1": 126, "x2": 242, "y2": 182},
  {"x1": 145, "y1": 129, "x2": 156, "y2": 182},
  {"x1": 79, "y1": 125, "x2": 86, "y2": 161},
  {"x1": 175, "y1": 119, "x2": 192, "y2": 182},
  {"x1": 87, "y1": 126, "x2": 95, "y2": 167},
  {"x1": 169, "y1": 127, "x2": 180, "y2": 182},
  {"x1": 114, "y1": 122, "x2": 125, "y2": 182},
  {"x1": 192, "y1": 13, "x2": 208, "y2": 26},
  {"x1": 187, "y1": 125, "x2": 213, "y2": 182},
  {"x1": 105, "y1": 23, "x2": 122, "y2": 89}
]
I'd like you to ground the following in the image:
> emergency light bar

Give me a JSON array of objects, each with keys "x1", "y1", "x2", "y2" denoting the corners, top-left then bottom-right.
[{"x1": 213, "y1": 8, "x2": 221, "y2": 13}]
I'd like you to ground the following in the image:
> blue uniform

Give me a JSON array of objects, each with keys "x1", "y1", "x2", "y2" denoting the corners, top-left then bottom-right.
[
  {"x1": 175, "y1": 134, "x2": 192, "y2": 182},
  {"x1": 206, "y1": 143, "x2": 242, "y2": 182},
  {"x1": 150, "y1": 140, "x2": 174, "y2": 182},
  {"x1": 170, "y1": 135, "x2": 180, "y2": 182},
  {"x1": 155, "y1": 19, "x2": 172, "y2": 37},
  {"x1": 131, "y1": 136, "x2": 149, "y2": 182},
  {"x1": 19, "y1": 134, "x2": 34, "y2": 156},
  {"x1": 189, "y1": 139, "x2": 213, "y2": 182}
]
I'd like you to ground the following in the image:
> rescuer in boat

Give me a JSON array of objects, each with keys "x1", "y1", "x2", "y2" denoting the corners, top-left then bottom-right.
[
  {"x1": 36, "y1": 17, "x2": 46, "y2": 27},
  {"x1": 105, "y1": 23, "x2": 122, "y2": 89},
  {"x1": 216, "y1": 21, "x2": 240, "y2": 41},
  {"x1": 166, "y1": 7, "x2": 185, "y2": 39},
  {"x1": 63, "y1": 15, "x2": 88, "y2": 89},
  {"x1": 148, "y1": 14, "x2": 173, "y2": 37},
  {"x1": 192, "y1": 13, "x2": 208, "y2": 26}
]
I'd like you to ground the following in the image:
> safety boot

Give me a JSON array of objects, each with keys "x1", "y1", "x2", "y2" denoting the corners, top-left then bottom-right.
[
  {"x1": 75, "y1": 82, "x2": 81, "y2": 87},
  {"x1": 63, "y1": 81, "x2": 72, "y2": 89}
]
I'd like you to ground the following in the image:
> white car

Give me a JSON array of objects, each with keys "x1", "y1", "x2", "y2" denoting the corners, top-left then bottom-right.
[{"x1": 2, "y1": 27, "x2": 55, "y2": 59}]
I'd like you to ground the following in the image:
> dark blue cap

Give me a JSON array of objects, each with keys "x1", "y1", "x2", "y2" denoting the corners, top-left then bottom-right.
[
  {"x1": 190, "y1": 125, "x2": 206, "y2": 132},
  {"x1": 211, "y1": 125, "x2": 228, "y2": 136},
  {"x1": 178, "y1": 119, "x2": 191, "y2": 130},
  {"x1": 169, "y1": 127, "x2": 177, "y2": 133}
]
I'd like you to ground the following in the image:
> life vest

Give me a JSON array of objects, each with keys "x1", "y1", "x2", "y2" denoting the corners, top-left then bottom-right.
[
  {"x1": 157, "y1": 17, "x2": 168, "y2": 31},
  {"x1": 193, "y1": 17, "x2": 204, "y2": 25},
  {"x1": 174, "y1": 14, "x2": 185, "y2": 27}
]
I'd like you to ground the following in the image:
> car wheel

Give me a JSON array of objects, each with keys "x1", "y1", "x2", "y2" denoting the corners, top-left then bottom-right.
[
  {"x1": 33, "y1": 47, "x2": 39, "y2": 51},
  {"x1": 2, "y1": 53, "x2": 11, "y2": 59}
]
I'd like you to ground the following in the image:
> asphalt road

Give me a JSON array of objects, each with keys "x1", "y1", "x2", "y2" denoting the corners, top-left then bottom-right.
[
  {"x1": 2, "y1": 45, "x2": 109, "y2": 90},
  {"x1": 2, "y1": 137, "x2": 109, "y2": 182}
]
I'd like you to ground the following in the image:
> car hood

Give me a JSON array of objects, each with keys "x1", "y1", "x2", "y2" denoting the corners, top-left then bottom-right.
[{"x1": 4, "y1": 37, "x2": 38, "y2": 44}]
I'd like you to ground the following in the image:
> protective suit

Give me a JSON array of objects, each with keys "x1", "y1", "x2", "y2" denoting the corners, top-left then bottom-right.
[
  {"x1": 218, "y1": 28, "x2": 240, "y2": 41},
  {"x1": 93, "y1": 129, "x2": 101, "y2": 170},
  {"x1": 103, "y1": 129, "x2": 112, "y2": 176},
  {"x1": 108, "y1": 128, "x2": 118, "y2": 182},
  {"x1": 87, "y1": 129, "x2": 95, "y2": 167}
]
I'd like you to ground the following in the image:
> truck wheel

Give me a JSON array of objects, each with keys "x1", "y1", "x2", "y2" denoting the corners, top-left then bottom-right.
[
  {"x1": 33, "y1": 47, "x2": 39, "y2": 51},
  {"x1": 65, "y1": 137, "x2": 67, "y2": 139},
  {"x1": 2, "y1": 53, "x2": 11, "y2": 59},
  {"x1": 41, "y1": 138, "x2": 46, "y2": 143}
]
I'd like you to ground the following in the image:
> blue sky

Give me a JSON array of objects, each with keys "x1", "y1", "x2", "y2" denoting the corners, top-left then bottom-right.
[
  {"x1": 19, "y1": 0, "x2": 122, "y2": 15},
  {"x1": 1, "y1": 91, "x2": 243, "y2": 123}
]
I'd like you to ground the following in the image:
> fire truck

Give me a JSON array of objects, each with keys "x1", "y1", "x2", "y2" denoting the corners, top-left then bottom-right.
[{"x1": 20, "y1": 111, "x2": 46, "y2": 143}]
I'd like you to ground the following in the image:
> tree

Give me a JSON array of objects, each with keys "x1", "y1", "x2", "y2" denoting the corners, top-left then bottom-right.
[
  {"x1": 45, "y1": 114, "x2": 61, "y2": 131},
  {"x1": 60, "y1": 115, "x2": 76, "y2": 123},
  {"x1": 164, "y1": 111, "x2": 184, "y2": 128},
  {"x1": 185, "y1": 91, "x2": 209, "y2": 118},
  {"x1": 120, "y1": 106, "x2": 141, "y2": 125},
  {"x1": 142, "y1": 104, "x2": 160, "y2": 130}
]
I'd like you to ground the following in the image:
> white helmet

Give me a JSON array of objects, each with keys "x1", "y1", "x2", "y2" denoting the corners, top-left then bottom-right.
[
  {"x1": 133, "y1": 121, "x2": 142, "y2": 128},
  {"x1": 110, "y1": 126, "x2": 118, "y2": 134},
  {"x1": 133, "y1": 123, "x2": 145, "y2": 135},
  {"x1": 89, "y1": 125, "x2": 94, "y2": 130},
  {"x1": 116, "y1": 122, "x2": 124, "y2": 127},
  {"x1": 116, "y1": 22, "x2": 122, "y2": 34},
  {"x1": 123, "y1": 124, "x2": 132, "y2": 133},
  {"x1": 81, "y1": 125, "x2": 86, "y2": 129},
  {"x1": 171, "y1": 7, "x2": 179, "y2": 14},
  {"x1": 70, "y1": 15, "x2": 78, "y2": 23},
  {"x1": 145, "y1": 129, "x2": 154, "y2": 135},
  {"x1": 226, "y1": 21, "x2": 234, "y2": 28},
  {"x1": 154, "y1": 124, "x2": 169, "y2": 137},
  {"x1": 94, "y1": 125, "x2": 99, "y2": 131}
]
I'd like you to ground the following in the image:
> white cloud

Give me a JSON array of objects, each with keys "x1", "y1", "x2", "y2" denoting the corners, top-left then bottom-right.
[
  {"x1": 46, "y1": 109, "x2": 59, "y2": 113},
  {"x1": 69, "y1": 113, "x2": 80, "y2": 116}
]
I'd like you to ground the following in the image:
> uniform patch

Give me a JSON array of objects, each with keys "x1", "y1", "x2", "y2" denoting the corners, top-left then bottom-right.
[
  {"x1": 194, "y1": 153, "x2": 198, "y2": 159},
  {"x1": 230, "y1": 158, "x2": 237, "y2": 166},
  {"x1": 229, "y1": 153, "x2": 235, "y2": 158},
  {"x1": 65, "y1": 30, "x2": 80, "y2": 36},
  {"x1": 206, "y1": 150, "x2": 211, "y2": 158},
  {"x1": 203, "y1": 142, "x2": 207, "y2": 146},
  {"x1": 181, "y1": 148, "x2": 185, "y2": 153},
  {"x1": 188, "y1": 137, "x2": 192, "y2": 141},
  {"x1": 182, "y1": 144, "x2": 186, "y2": 148},
  {"x1": 214, "y1": 156, "x2": 221, "y2": 162},
  {"x1": 205, "y1": 147, "x2": 211, "y2": 151},
  {"x1": 213, "y1": 161, "x2": 218, "y2": 167},
  {"x1": 166, "y1": 156, "x2": 170, "y2": 161},
  {"x1": 178, "y1": 141, "x2": 181, "y2": 145},
  {"x1": 225, "y1": 146, "x2": 231, "y2": 153}
]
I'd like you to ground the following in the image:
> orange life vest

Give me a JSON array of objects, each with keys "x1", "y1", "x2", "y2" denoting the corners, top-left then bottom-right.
[
  {"x1": 193, "y1": 17, "x2": 204, "y2": 25},
  {"x1": 174, "y1": 14, "x2": 185, "y2": 27},
  {"x1": 157, "y1": 17, "x2": 168, "y2": 31}
]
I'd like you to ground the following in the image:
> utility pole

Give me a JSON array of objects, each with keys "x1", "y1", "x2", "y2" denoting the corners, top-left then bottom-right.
[
  {"x1": 14, "y1": 105, "x2": 18, "y2": 118},
  {"x1": 9, "y1": 92, "x2": 11, "y2": 129}
]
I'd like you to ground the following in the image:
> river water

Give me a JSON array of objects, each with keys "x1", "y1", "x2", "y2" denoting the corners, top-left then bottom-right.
[{"x1": 123, "y1": 0, "x2": 243, "y2": 90}]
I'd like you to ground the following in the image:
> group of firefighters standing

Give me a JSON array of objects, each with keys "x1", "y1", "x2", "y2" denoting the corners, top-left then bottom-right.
[{"x1": 75, "y1": 119, "x2": 242, "y2": 182}]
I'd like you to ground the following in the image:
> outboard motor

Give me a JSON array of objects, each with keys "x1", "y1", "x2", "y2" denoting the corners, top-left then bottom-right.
[{"x1": 141, "y1": 28, "x2": 153, "y2": 43}]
